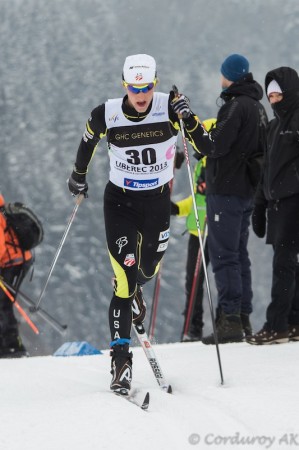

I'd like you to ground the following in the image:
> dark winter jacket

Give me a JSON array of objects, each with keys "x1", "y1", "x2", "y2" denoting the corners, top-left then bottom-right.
[
  {"x1": 254, "y1": 67, "x2": 299, "y2": 248},
  {"x1": 256, "y1": 67, "x2": 299, "y2": 204},
  {"x1": 185, "y1": 73, "x2": 268, "y2": 197}
]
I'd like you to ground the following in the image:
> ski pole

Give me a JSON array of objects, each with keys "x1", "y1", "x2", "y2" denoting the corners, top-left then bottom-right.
[
  {"x1": 31, "y1": 193, "x2": 85, "y2": 312},
  {"x1": 0, "y1": 279, "x2": 39, "y2": 335},
  {"x1": 1, "y1": 279, "x2": 67, "y2": 335},
  {"x1": 172, "y1": 85, "x2": 224, "y2": 385},
  {"x1": 182, "y1": 220, "x2": 208, "y2": 340}
]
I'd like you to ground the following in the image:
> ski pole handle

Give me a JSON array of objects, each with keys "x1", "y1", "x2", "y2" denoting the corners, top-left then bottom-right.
[{"x1": 171, "y1": 85, "x2": 190, "y2": 120}]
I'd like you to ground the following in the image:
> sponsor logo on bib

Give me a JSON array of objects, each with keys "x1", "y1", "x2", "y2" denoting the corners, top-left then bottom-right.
[{"x1": 124, "y1": 178, "x2": 159, "y2": 189}]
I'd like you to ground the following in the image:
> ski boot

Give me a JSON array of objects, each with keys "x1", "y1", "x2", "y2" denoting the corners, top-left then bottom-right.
[{"x1": 110, "y1": 343, "x2": 133, "y2": 395}]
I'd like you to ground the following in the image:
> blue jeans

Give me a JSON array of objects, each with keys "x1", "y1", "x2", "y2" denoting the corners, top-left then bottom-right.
[{"x1": 207, "y1": 194, "x2": 253, "y2": 315}]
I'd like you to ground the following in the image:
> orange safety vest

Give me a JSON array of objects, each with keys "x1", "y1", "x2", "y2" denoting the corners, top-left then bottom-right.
[{"x1": 0, "y1": 212, "x2": 32, "y2": 268}]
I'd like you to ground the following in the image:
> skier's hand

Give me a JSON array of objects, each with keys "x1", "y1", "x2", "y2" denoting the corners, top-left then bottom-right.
[
  {"x1": 68, "y1": 171, "x2": 88, "y2": 197},
  {"x1": 171, "y1": 94, "x2": 191, "y2": 119},
  {"x1": 251, "y1": 204, "x2": 266, "y2": 238}
]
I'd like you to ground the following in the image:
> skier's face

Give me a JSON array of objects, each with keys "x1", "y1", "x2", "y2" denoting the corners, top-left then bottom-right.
[{"x1": 124, "y1": 81, "x2": 156, "y2": 113}]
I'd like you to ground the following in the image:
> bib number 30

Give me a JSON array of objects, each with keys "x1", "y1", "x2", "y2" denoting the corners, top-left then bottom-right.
[{"x1": 125, "y1": 148, "x2": 156, "y2": 165}]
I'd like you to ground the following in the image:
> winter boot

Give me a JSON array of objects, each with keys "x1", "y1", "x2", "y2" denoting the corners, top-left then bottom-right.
[
  {"x1": 1, "y1": 328, "x2": 28, "y2": 358},
  {"x1": 246, "y1": 327, "x2": 289, "y2": 345},
  {"x1": 202, "y1": 312, "x2": 244, "y2": 345},
  {"x1": 181, "y1": 324, "x2": 203, "y2": 342},
  {"x1": 110, "y1": 343, "x2": 133, "y2": 395},
  {"x1": 132, "y1": 285, "x2": 146, "y2": 325},
  {"x1": 288, "y1": 324, "x2": 299, "y2": 341},
  {"x1": 241, "y1": 313, "x2": 252, "y2": 337}
]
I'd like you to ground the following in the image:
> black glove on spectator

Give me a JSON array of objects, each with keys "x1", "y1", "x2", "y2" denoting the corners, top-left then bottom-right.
[
  {"x1": 170, "y1": 201, "x2": 179, "y2": 216},
  {"x1": 175, "y1": 151, "x2": 185, "y2": 169},
  {"x1": 251, "y1": 204, "x2": 267, "y2": 238},
  {"x1": 68, "y1": 170, "x2": 88, "y2": 197}
]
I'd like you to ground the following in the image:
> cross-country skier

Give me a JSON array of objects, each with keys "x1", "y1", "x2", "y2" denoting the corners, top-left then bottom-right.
[{"x1": 67, "y1": 54, "x2": 201, "y2": 394}]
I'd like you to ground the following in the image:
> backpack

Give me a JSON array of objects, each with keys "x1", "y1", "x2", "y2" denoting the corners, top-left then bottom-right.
[{"x1": 0, "y1": 202, "x2": 44, "y2": 251}]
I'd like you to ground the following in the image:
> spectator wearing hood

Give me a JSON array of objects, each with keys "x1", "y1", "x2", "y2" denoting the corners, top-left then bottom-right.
[{"x1": 247, "y1": 67, "x2": 299, "y2": 345}]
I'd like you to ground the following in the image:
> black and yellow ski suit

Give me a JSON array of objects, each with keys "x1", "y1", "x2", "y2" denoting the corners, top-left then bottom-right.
[{"x1": 72, "y1": 92, "x2": 201, "y2": 345}]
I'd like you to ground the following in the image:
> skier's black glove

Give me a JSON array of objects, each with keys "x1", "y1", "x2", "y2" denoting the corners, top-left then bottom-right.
[
  {"x1": 170, "y1": 201, "x2": 179, "y2": 216},
  {"x1": 68, "y1": 169, "x2": 88, "y2": 197},
  {"x1": 171, "y1": 94, "x2": 191, "y2": 119},
  {"x1": 175, "y1": 151, "x2": 185, "y2": 169},
  {"x1": 251, "y1": 204, "x2": 267, "y2": 238}
]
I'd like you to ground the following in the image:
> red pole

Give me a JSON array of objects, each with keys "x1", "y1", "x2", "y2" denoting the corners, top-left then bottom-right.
[
  {"x1": 182, "y1": 246, "x2": 202, "y2": 338},
  {"x1": 182, "y1": 219, "x2": 208, "y2": 339},
  {"x1": 0, "y1": 279, "x2": 39, "y2": 335}
]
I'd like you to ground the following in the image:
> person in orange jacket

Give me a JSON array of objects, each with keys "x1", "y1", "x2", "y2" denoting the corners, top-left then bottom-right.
[{"x1": 0, "y1": 193, "x2": 33, "y2": 357}]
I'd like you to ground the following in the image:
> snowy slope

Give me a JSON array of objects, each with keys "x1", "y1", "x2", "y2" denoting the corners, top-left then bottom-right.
[{"x1": 1, "y1": 341, "x2": 298, "y2": 450}]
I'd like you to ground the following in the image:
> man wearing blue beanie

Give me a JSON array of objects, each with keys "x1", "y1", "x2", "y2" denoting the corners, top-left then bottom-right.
[
  {"x1": 180, "y1": 53, "x2": 268, "y2": 344},
  {"x1": 221, "y1": 54, "x2": 249, "y2": 82}
]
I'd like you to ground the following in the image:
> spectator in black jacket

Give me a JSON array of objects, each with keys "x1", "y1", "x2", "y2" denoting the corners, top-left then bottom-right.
[
  {"x1": 183, "y1": 54, "x2": 268, "y2": 344},
  {"x1": 247, "y1": 66, "x2": 299, "y2": 345}
]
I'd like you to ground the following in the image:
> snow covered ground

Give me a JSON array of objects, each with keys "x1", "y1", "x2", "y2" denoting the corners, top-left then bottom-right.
[
  {"x1": 1, "y1": 340, "x2": 298, "y2": 450},
  {"x1": 1, "y1": 4, "x2": 299, "y2": 448}
]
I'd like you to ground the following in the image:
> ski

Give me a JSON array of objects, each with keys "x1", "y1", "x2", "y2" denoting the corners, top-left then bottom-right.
[
  {"x1": 133, "y1": 323, "x2": 172, "y2": 394},
  {"x1": 113, "y1": 388, "x2": 150, "y2": 410}
]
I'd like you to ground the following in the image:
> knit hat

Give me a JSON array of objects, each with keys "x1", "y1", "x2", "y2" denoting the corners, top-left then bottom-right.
[
  {"x1": 221, "y1": 54, "x2": 249, "y2": 82},
  {"x1": 267, "y1": 79, "x2": 282, "y2": 97},
  {"x1": 123, "y1": 54, "x2": 156, "y2": 84}
]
